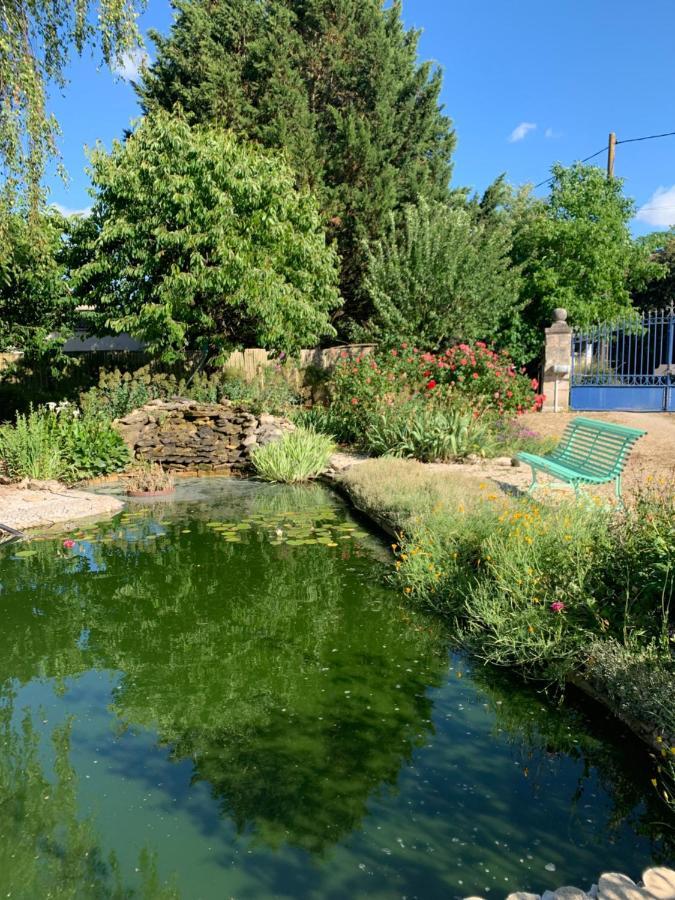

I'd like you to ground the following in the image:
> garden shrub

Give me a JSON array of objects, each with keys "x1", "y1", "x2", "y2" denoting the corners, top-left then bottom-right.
[
  {"x1": 0, "y1": 406, "x2": 65, "y2": 480},
  {"x1": 81, "y1": 365, "x2": 301, "y2": 420},
  {"x1": 319, "y1": 341, "x2": 545, "y2": 454},
  {"x1": 251, "y1": 428, "x2": 335, "y2": 484},
  {"x1": 361, "y1": 401, "x2": 499, "y2": 461},
  {"x1": 0, "y1": 405, "x2": 129, "y2": 483}
]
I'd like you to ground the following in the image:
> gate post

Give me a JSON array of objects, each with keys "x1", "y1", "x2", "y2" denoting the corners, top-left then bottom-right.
[{"x1": 542, "y1": 308, "x2": 572, "y2": 412}]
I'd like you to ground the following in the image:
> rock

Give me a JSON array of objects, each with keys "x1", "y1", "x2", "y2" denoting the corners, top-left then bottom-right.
[
  {"x1": 598, "y1": 873, "x2": 649, "y2": 900},
  {"x1": 114, "y1": 398, "x2": 292, "y2": 472},
  {"x1": 542, "y1": 892, "x2": 557, "y2": 900},
  {"x1": 492, "y1": 456, "x2": 514, "y2": 467},
  {"x1": 506, "y1": 893, "x2": 541, "y2": 900},
  {"x1": 589, "y1": 886, "x2": 599, "y2": 899},
  {"x1": 642, "y1": 867, "x2": 675, "y2": 899},
  {"x1": 554, "y1": 888, "x2": 588, "y2": 900},
  {"x1": 27, "y1": 479, "x2": 63, "y2": 492}
]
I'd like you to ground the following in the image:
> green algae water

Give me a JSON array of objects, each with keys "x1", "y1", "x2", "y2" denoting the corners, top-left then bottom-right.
[{"x1": 0, "y1": 478, "x2": 671, "y2": 899}]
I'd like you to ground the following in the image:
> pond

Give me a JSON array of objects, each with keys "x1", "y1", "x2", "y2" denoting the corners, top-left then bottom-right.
[{"x1": 0, "y1": 478, "x2": 671, "y2": 899}]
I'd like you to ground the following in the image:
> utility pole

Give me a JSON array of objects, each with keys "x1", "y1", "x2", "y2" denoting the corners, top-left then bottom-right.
[{"x1": 607, "y1": 132, "x2": 616, "y2": 178}]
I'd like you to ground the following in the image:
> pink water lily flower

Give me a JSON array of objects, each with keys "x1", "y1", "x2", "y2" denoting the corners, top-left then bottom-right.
[
  {"x1": 550, "y1": 601, "x2": 566, "y2": 613},
  {"x1": 62, "y1": 539, "x2": 76, "y2": 549}
]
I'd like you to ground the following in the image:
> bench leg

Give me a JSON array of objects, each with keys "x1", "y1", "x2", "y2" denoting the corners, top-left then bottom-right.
[{"x1": 526, "y1": 468, "x2": 539, "y2": 494}]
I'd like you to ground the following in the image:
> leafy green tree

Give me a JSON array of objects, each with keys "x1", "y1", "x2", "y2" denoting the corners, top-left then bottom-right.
[
  {"x1": 72, "y1": 110, "x2": 342, "y2": 365},
  {"x1": 0, "y1": 204, "x2": 74, "y2": 351},
  {"x1": 138, "y1": 0, "x2": 455, "y2": 330},
  {"x1": 360, "y1": 197, "x2": 522, "y2": 349},
  {"x1": 0, "y1": 0, "x2": 144, "y2": 205},
  {"x1": 632, "y1": 229, "x2": 675, "y2": 311},
  {"x1": 513, "y1": 164, "x2": 663, "y2": 331}
]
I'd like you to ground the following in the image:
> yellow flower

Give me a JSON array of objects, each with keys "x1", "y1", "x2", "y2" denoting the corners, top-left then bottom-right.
[
  {"x1": 404, "y1": 587, "x2": 412, "y2": 595},
  {"x1": 528, "y1": 625, "x2": 535, "y2": 633},
  {"x1": 651, "y1": 778, "x2": 658, "y2": 787}
]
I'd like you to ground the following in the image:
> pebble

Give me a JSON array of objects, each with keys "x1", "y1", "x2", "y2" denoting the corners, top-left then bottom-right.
[
  {"x1": 599, "y1": 873, "x2": 650, "y2": 900},
  {"x1": 642, "y1": 868, "x2": 675, "y2": 900},
  {"x1": 466, "y1": 869, "x2": 675, "y2": 900}
]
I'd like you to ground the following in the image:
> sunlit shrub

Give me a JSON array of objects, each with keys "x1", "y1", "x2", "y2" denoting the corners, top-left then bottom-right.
[{"x1": 251, "y1": 428, "x2": 335, "y2": 484}]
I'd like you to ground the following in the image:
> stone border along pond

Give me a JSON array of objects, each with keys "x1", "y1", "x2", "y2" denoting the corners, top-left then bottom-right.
[{"x1": 115, "y1": 398, "x2": 295, "y2": 471}]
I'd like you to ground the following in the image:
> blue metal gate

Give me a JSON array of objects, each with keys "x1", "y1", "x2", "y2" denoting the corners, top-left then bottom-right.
[{"x1": 570, "y1": 307, "x2": 675, "y2": 412}]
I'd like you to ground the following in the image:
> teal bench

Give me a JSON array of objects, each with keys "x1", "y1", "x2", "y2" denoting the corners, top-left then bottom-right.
[{"x1": 517, "y1": 417, "x2": 646, "y2": 501}]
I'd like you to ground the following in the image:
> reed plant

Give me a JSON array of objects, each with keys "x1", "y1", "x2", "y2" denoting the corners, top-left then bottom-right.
[{"x1": 251, "y1": 428, "x2": 335, "y2": 484}]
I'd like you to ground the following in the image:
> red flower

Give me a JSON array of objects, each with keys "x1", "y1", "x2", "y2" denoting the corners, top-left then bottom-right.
[
  {"x1": 426, "y1": 379, "x2": 437, "y2": 390},
  {"x1": 472, "y1": 372, "x2": 479, "y2": 379},
  {"x1": 63, "y1": 539, "x2": 75, "y2": 549},
  {"x1": 531, "y1": 377, "x2": 539, "y2": 390},
  {"x1": 351, "y1": 397, "x2": 359, "y2": 405}
]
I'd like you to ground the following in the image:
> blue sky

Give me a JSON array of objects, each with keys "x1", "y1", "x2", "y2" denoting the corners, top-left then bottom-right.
[{"x1": 49, "y1": 0, "x2": 675, "y2": 234}]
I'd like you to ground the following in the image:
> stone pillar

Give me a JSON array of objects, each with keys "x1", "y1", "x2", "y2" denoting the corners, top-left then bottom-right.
[{"x1": 542, "y1": 308, "x2": 572, "y2": 412}]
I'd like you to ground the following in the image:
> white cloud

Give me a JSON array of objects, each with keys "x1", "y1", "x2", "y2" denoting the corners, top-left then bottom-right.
[
  {"x1": 51, "y1": 203, "x2": 91, "y2": 218},
  {"x1": 113, "y1": 47, "x2": 149, "y2": 82},
  {"x1": 636, "y1": 185, "x2": 675, "y2": 228},
  {"x1": 544, "y1": 127, "x2": 562, "y2": 139},
  {"x1": 508, "y1": 122, "x2": 536, "y2": 143}
]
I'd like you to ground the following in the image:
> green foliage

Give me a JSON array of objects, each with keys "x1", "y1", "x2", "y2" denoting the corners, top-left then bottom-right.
[
  {"x1": 0, "y1": 0, "x2": 143, "y2": 206},
  {"x1": 339, "y1": 460, "x2": 675, "y2": 676},
  {"x1": 139, "y1": 0, "x2": 455, "y2": 327},
  {"x1": 59, "y1": 411, "x2": 130, "y2": 480},
  {"x1": 361, "y1": 401, "x2": 498, "y2": 462},
  {"x1": 72, "y1": 110, "x2": 342, "y2": 364},
  {"x1": 513, "y1": 164, "x2": 664, "y2": 332},
  {"x1": 320, "y1": 342, "x2": 543, "y2": 450},
  {"x1": 251, "y1": 428, "x2": 335, "y2": 483},
  {"x1": 0, "y1": 405, "x2": 129, "y2": 483},
  {"x1": 0, "y1": 205, "x2": 75, "y2": 352},
  {"x1": 80, "y1": 364, "x2": 301, "y2": 419},
  {"x1": 632, "y1": 229, "x2": 675, "y2": 311},
  {"x1": 361, "y1": 198, "x2": 522, "y2": 348},
  {"x1": 0, "y1": 406, "x2": 64, "y2": 480}
]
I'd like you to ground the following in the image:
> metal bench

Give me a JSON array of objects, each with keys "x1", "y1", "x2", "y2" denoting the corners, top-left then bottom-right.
[{"x1": 516, "y1": 417, "x2": 646, "y2": 501}]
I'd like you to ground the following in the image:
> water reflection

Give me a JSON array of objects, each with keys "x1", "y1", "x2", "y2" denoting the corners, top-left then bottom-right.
[{"x1": 0, "y1": 480, "x2": 671, "y2": 898}]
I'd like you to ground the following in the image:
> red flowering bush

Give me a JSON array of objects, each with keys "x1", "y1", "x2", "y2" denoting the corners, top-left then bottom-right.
[{"x1": 328, "y1": 342, "x2": 544, "y2": 441}]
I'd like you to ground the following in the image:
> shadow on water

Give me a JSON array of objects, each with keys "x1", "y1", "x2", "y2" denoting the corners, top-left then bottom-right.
[{"x1": 0, "y1": 478, "x2": 672, "y2": 898}]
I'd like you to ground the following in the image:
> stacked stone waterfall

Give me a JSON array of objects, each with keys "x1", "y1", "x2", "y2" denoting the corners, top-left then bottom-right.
[{"x1": 115, "y1": 399, "x2": 295, "y2": 472}]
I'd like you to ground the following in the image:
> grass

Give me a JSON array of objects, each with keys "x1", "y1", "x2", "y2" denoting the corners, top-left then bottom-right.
[
  {"x1": 251, "y1": 427, "x2": 335, "y2": 484},
  {"x1": 0, "y1": 407, "x2": 64, "y2": 481}
]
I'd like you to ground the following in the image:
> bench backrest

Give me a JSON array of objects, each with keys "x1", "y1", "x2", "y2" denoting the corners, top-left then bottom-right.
[{"x1": 548, "y1": 417, "x2": 646, "y2": 478}]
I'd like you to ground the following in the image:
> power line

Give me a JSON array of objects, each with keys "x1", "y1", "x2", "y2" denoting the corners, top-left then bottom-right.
[
  {"x1": 616, "y1": 130, "x2": 675, "y2": 145},
  {"x1": 533, "y1": 128, "x2": 675, "y2": 190},
  {"x1": 534, "y1": 145, "x2": 607, "y2": 189}
]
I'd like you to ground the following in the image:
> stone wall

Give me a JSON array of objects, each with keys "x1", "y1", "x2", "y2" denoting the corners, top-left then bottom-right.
[{"x1": 115, "y1": 399, "x2": 295, "y2": 472}]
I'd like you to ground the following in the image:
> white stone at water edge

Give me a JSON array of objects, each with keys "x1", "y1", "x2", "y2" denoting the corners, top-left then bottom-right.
[
  {"x1": 642, "y1": 867, "x2": 675, "y2": 900},
  {"x1": 598, "y1": 872, "x2": 650, "y2": 900},
  {"x1": 506, "y1": 893, "x2": 541, "y2": 900},
  {"x1": 554, "y1": 888, "x2": 588, "y2": 900}
]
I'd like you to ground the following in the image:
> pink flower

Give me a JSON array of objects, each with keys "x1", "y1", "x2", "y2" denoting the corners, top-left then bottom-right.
[
  {"x1": 63, "y1": 539, "x2": 75, "y2": 549},
  {"x1": 472, "y1": 372, "x2": 479, "y2": 380},
  {"x1": 351, "y1": 397, "x2": 359, "y2": 405},
  {"x1": 550, "y1": 601, "x2": 566, "y2": 613}
]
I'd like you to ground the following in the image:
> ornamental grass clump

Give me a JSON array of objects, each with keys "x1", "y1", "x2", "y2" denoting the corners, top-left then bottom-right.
[
  {"x1": 0, "y1": 406, "x2": 64, "y2": 481},
  {"x1": 251, "y1": 428, "x2": 335, "y2": 484}
]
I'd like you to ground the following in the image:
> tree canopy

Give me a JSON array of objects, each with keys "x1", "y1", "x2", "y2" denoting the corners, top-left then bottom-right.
[
  {"x1": 0, "y1": 204, "x2": 73, "y2": 351},
  {"x1": 0, "y1": 0, "x2": 144, "y2": 206},
  {"x1": 360, "y1": 197, "x2": 522, "y2": 350},
  {"x1": 72, "y1": 110, "x2": 342, "y2": 364},
  {"x1": 138, "y1": 0, "x2": 455, "y2": 331},
  {"x1": 513, "y1": 164, "x2": 663, "y2": 332}
]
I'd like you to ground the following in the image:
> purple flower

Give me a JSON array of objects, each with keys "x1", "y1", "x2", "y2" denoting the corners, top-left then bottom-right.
[{"x1": 550, "y1": 601, "x2": 566, "y2": 613}]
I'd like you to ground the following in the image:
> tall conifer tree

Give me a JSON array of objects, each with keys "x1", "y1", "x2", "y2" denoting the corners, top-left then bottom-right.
[{"x1": 139, "y1": 0, "x2": 455, "y2": 331}]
